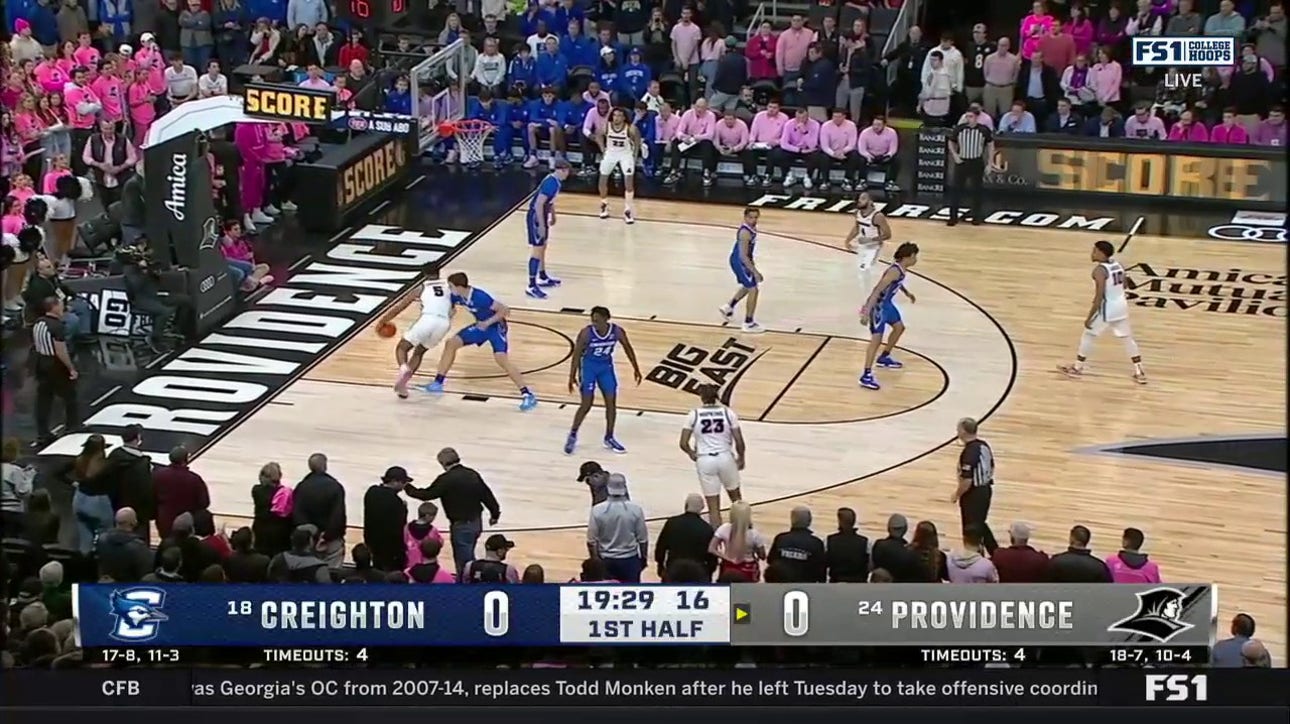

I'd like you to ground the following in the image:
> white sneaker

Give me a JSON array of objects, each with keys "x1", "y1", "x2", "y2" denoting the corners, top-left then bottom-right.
[
  {"x1": 719, "y1": 304, "x2": 734, "y2": 321},
  {"x1": 598, "y1": 202, "x2": 609, "y2": 219},
  {"x1": 624, "y1": 209, "x2": 634, "y2": 225},
  {"x1": 280, "y1": 201, "x2": 298, "y2": 212},
  {"x1": 263, "y1": 204, "x2": 281, "y2": 216},
  {"x1": 446, "y1": 149, "x2": 459, "y2": 164},
  {"x1": 802, "y1": 175, "x2": 814, "y2": 190},
  {"x1": 782, "y1": 175, "x2": 796, "y2": 189},
  {"x1": 741, "y1": 321, "x2": 766, "y2": 334},
  {"x1": 242, "y1": 214, "x2": 258, "y2": 233},
  {"x1": 251, "y1": 209, "x2": 273, "y2": 224}
]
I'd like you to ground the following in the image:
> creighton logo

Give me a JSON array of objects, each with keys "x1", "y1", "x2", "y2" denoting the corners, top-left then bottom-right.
[
  {"x1": 1107, "y1": 587, "x2": 1194, "y2": 642},
  {"x1": 108, "y1": 588, "x2": 170, "y2": 642}
]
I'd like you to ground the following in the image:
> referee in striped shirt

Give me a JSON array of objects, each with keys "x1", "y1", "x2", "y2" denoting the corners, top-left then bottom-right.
[
  {"x1": 946, "y1": 110, "x2": 995, "y2": 227},
  {"x1": 30, "y1": 296, "x2": 80, "y2": 445},
  {"x1": 951, "y1": 417, "x2": 997, "y2": 553}
]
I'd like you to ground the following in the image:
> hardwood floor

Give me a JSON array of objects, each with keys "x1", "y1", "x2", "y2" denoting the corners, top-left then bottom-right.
[{"x1": 199, "y1": 196, "x2": 1286, "y2": 659}]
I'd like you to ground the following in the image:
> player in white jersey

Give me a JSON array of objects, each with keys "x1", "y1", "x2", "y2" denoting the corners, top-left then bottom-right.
[
  {"x1": 597, "y1": 108, "x2": 642, "y2": 224},
  {"x1": 678, "y1": 383, "x2": 747, "y2": 527},
  {"x1": 379, "y1": 270, "x2": 455, "y2": 398},
  {"x1": 842, "y1": 192, "x2": 892, "y2": 296},
  {"x1": 1058, "y1": 240, "x2": 1147, "y2": 384}
]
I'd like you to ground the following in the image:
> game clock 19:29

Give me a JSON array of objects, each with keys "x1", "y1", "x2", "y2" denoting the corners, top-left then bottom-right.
[{"x1": 340, "y1": 0, "x2": 413, "y2": 30}]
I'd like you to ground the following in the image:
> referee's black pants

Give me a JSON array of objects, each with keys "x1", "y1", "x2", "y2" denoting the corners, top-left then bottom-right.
[
  {"x1": 947, "y1": 157, "x2": 985, "y2": 224},
  {"x1": 34, "y1": 357, "x2": 79, "y2": 442},
  {"x1": 958, "y1": 485, "x2": 998, "y2": 554}
]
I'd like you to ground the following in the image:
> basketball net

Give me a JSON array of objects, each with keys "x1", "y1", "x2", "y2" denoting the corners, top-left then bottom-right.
[{"x1": 448, "y1": 120, "x2": 494, "y2": 164}]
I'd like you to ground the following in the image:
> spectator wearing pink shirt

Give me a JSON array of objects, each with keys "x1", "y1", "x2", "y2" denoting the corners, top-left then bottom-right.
[
  {"x1": 73, "y1": 32, "x2": 102, "y2": 70},
  {"x1": 1124, "y1": 105, "x2": 1166, "y2": 139},
  {"x1": 1252, "y1": 105, "x2": 1286, "y2": 147},
  {"x1": 776, "y1": 15, "x2": 814, "y2": 102},
  {"x1": 664, "y1": 98, "x2": 718, "y2": 185},
  {"x1": 655, "y1": 102, "x2": 681, "y2": 145},
  {"x1": 746, "y1": 100, "x2": 788, "y2": 187},
  {"x1": 32, "y1": 58, "x2": 70, "y2": 95},
  {"x1": 219, "y1": 220, "x2": 274, "y2": 292},
  {"x1": 1167, "y1": 109, "x2": 1209, "y2": 142},
  {"x1": 745, "y1": 22, "x2": 778, "y2": 81},
  {"x1": 856, "y1": 116, "x2": 901, "y2": 191},
  {"x1": 581, "y1": 98, "x2": 613, "y2": 175},
  {"x1": 407, "y1": 538, "x2": 456, "y2": 583},
  {"x1": 712, "y1": 108, "x2": 752, "y2": 181},
  {"x1": 1068, "y1": 5, "x2": 1096, "y2": 56},
  {"x1": 815, "y1": 110, "x2": 860, "y2": 191},
  {"x1": 1209, "y1": 108, "x2": 1250, "y2": 144},
  {"x1": 1019, "y1": 1, "x2": 1054, "y2": 60},
  {"x1": 298, "y1": 65, "x2": 333, "y2": 91},
  {"x1": 670, "y1": 7, "x2": 703, "y2": 103},
  {"x1": 91, "y1": 60, "x2": 126, "y2": 127},
  {"x1": 63, "y1": 67, "x2": 102, "y2": 175},
  {"x1": 768, "y1": 107, "x2": 820, "y2": 189},
  {"x1": 1089, "y1": 47, "x2": 1123, "y2": 107},
  {"x1": 127, "y1": 68, "x2": 158, "y2": 147},
  {"x1": 135, "y1": 35, "x2": 168, "y2": 96},
  {"x1": 404, "y1": 502, "x2": 445, "y2": 569}
]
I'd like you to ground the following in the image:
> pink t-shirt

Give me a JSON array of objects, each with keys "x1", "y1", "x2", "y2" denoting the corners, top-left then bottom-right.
[
  {"x1": 128, "y1": 82, "x2": 157, "y2": 123},
  {"x1": 262, "y1": 125, "x2": 288, "y2": 163},
  {"x1": 33, "y1": 62, "x2": 70, "y2": 94},
  {"x1": 135, "y1": 48, "x2": 168, "y2": 95},
  {"x1": 10, "y1": 187, "x2": 35, "y2": 204},
  {"x1": 43, "y1": 168, "x2": 71, "y2": 193},
  {"x1": 220, "y1": 235, "x2": 256, "y2": 262},
  {"x1": 670, "y1": 21, "x2": 702, "y2": 66},
  {"x1": 14, "y1": 112, "x2": 45, "y2": 143},
  {"x1": 73, "y1": 46, "x2": 102, "y2": 69},
  {"x1": 64, "y1": 84, "x2": 101, "y2": 129},
  {"x1": 2, "y1": 214, "x2": 25, "y2": 236},
  {"x1": 92, "y1": 75, "x2": 125, "y2": 121}
]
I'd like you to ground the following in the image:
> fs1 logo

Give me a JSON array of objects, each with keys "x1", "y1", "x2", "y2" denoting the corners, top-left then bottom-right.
[
  {"x1": 108, "y1": 588, "x2": 170, "y2": 642},
  {"x1": 1145, "y1": 674, "x2": 1208, "y2": 702},
  {"x1": 1107, "y1": 587, "x2": 1195, "y2": 642},
  {"x1": 1132, "y1": 37, "x2": 1236, "y2": 67}
]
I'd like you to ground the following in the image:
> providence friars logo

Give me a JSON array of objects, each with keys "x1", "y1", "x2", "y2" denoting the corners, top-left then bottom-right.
[{"x1": 1107, "y1": 587, "x2": 1194, "y2": 642}]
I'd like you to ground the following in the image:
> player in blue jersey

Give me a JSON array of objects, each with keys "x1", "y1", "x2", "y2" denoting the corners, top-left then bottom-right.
[
  {"x1": 565, "y1": 306, "x2": 643, "y2": 454},
  {"x1": 423, "y1": 272, "x2": 538, "y2": 411},
  {"x1": 718, "y1": 207, "x2": 766, "y2": 334},
  {"x1": 858, "y1": 242, "x2": 919, "y2": 390},
  {"x1": 525, "y1": 160, "x2": 571, "y2": 299}
]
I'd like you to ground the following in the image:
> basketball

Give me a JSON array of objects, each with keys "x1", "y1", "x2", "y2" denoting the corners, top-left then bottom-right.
[{"x1": 377, "y1": 322, "x2": 397, "y2": 338}]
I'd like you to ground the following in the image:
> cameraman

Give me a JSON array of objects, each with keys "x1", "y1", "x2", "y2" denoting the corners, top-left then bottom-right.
[
  {"x1": 120, "y1": 246, "x2": 192, "y2": 352},
  {"x1": 24, "y1": 257, "x2": 96, "y2": 343}
]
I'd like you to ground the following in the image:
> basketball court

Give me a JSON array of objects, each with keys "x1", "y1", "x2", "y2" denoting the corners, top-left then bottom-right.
[{"x1": 185, "y1": 194, "x2": 1285, "y2": 658}]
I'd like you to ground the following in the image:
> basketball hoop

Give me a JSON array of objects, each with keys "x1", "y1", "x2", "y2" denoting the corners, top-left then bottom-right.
[{"x1": 443, "y1": 119, "x2": 494, "y2": 165}]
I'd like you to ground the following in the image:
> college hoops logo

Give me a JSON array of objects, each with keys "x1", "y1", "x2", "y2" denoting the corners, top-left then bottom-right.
[
  {"x1": 108, "y1": 588, "x2": 170, "y2": 642},
  {"x1": 1106, "y1": 587, "x2": 1194, "y2": 642}
]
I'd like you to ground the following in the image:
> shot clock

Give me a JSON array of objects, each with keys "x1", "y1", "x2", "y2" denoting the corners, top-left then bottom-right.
[{"x1": 338, "y1": 0, "x2": 422, "y2": 32}]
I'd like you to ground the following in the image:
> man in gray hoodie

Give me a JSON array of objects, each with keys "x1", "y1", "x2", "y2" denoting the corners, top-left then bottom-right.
[
  {"x1": 287, "y1": 0, "x2": 329, "y2": 31},
  {"x1": 946, "y1": 524, "x2": 999, "y2": 583}
]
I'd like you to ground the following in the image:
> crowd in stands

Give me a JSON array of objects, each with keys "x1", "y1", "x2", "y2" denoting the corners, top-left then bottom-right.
[{"x1": 1, "y1": 439, "x2": 1277, "y2": 667}]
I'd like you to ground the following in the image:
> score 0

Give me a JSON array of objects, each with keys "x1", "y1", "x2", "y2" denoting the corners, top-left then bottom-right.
[
  {"x1": 782, "y1": 591, "x2": 809, "y2": 637},
  {"x1": 484, "y1": 591, "x2": 509, "y2": 637}
]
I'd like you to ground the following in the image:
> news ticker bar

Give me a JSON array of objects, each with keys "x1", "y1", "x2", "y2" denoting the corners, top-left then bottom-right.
[
  {"x1": 75, "y1": 583, "x2": 1215, "y2": 647},
  {"x1": 84, "y1": 645, "x2": 1212, "y2": 668},
  {"x1": 2, "y1": 670, "x2": 1286, "y2": 708}
]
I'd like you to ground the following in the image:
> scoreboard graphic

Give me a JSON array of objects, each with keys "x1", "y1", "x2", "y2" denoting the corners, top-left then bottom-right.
[{"x1": 75, "y1": 584, "x2": 1214, "y2": 651}]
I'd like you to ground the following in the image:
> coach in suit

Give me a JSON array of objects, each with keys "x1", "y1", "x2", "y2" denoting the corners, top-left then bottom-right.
[{"x1": 1015, "y1": 51, "x2": 1060, "y2": 126}]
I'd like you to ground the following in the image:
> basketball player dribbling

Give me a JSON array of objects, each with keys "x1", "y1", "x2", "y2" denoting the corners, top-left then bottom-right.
[
  {"x1": 843, "y1": 192, "x2": 892, "y2": 296},
  {"x1": 1058, "y1": 240, "x2": 1147, "y2": 384},
  {"x1": 526, "y1": 159, "x2": 571, "y2": 299},
  {"x1": 379, "y1": 269, "x2": 454, "y2": 399},
  {"x1": 423, "y1": 271, "x2": 539, "y2": 411},
  {"x1": 565, "y1": 306, "x2": 644, "y2": 455},
  {"x1": 719, "y1": 207, "x2": 765, "y2": 334},
  {"x1": 596, "y1": 108, "x2": 641, "y2": 224},
  {"x1": 858, "y1": 242, "x2": 919, "y2": 391},
  {"x1": 678, "y1": 383, "x2": 747, "y2": 527}
]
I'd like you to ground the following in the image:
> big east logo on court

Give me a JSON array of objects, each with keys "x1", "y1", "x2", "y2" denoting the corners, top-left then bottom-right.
[{"x1": 647, "y1": 338, "x2": 763, "y2": 399}]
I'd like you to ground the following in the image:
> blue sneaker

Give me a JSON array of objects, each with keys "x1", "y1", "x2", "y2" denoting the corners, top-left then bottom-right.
[
  {"x1": 858, "y1": 372, "x2": 880, "y2": 390},
  {"x1": 519, "y1": 392, "x2": 538, "y2": 411},
  {"x1": 604, "y1": 436, "x2": 627, "y2": 453},
  {"x1": 424, "y1": 380, "x2": 445, "y2": 393},
  {"x1": 537, "y1": 275, "x2": 562, "y2": 287},
  {"x1": 563, "y1": 432, "x2": 577, "y2": 455},
  {"x1": 525, "y1": 285, "x2": 548, "y2": 299},
  {"x1": 877, "y1": 354, "x2": 903, "y2": 369}
]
